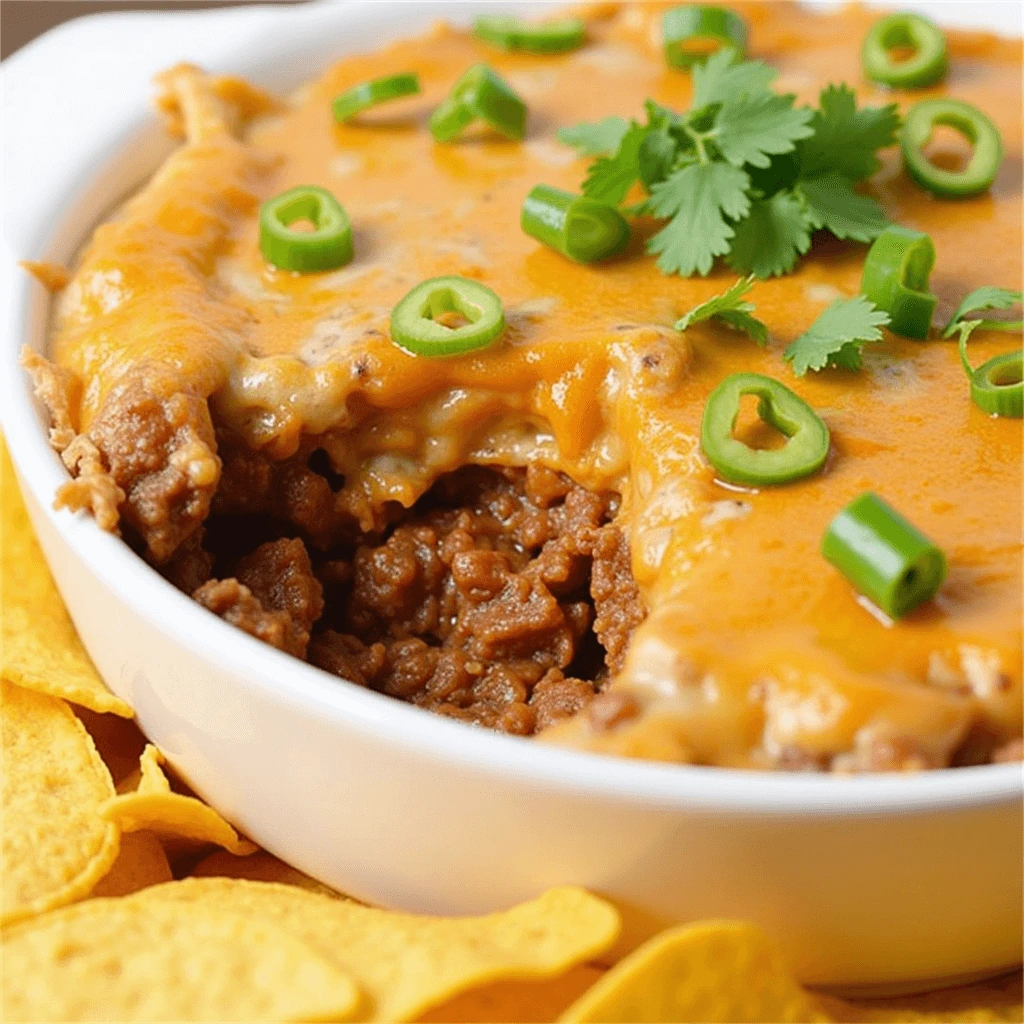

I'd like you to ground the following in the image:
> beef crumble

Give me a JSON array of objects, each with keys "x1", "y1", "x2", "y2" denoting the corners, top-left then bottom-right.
[{"x1": 176, "y1": 460, "x2": 646, "y2": 734}]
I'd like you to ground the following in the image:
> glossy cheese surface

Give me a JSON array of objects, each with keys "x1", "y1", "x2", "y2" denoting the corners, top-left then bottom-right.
[{"x1": 49, "y1": 2, "x2": 1022, "y2": 767}]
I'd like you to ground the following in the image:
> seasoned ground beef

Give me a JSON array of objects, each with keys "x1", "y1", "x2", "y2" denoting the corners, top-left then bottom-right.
[
  {"x1": 194, "y1": 538, "x2": 323, "y2": 659},
  {"x1": 181, "y1": 458, "x2": 646, "y2": 735}
]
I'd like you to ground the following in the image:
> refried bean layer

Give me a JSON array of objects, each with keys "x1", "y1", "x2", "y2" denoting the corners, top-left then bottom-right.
[{"x1": 165, "y1": 450, "x2": 646, "y2": 735}]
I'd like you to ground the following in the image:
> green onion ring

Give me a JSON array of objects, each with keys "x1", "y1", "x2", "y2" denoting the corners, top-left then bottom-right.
[
  {"x1": 902, "y1": 98, "x2": 1004, "y2": 199},
  {"x1": 429, "y1": 63, "x2": 527, "y2": 142},
  {"x1": 662, "y1": 6, "x2": 747, "y2": 70},
  {"x1": 958, "y1": 326, "x2": 1023, "y2": 418},
  {"x1": 862, "y1": 12, "x2": 947, "y2": 89},
  {"x1": 389, "y1": 276, "x2": 505, "y2": 357},
  {"x1": 332, "y1": 73, "x2": 421, "y2": 123},
  {"x1": 700, "y1": 372, "x2": 830, "y2": 486},
  {"x1": 521, "y1": 185, "x2": 630, "y2": 264},
  {"x1": 860, "y1": 225, "x2": 936, "y2": 340},
  {"x1": 473, "y1": 15, "x2": 586, "y2": 53},
  {"x1": 259, "y1": 185, "x2": 353, "y2": 273},
  {"x1": 822, "y1": 492, "x2": 947, "y2": 619}
]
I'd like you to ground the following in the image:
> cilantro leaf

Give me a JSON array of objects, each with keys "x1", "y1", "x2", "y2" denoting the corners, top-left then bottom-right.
[
  {"x1": 638, "y1": 127, "x2": 678, "y2": 189},
  {"x1": 557, "y1": 116, "x2": 630, "y2": 156},
  {"x1": 674, "y1": 275, "x2": 769, "y2": 344},
  {"x1": 692, "y1": 50, "x2": 777, "y2": 108},
  {"x1": 798, "y1": 84, "x2": 900, "y2": 181},
  {"x1": 726, "y1": 191, "x2": 811, "y2": 279},
  {"x1": 942, "y1": 286, "x2": 1024, "y2": 337},
  {"x1": 784, "y1": 295, "x2": 890, "y2": 375},
  {"x1": 746, "y1": 151, "x2": 800, "y2": 199},
  {"x1": 644, "y1": 98, "x2": 680, "y2": 129},
  {"x1": 714, "y1": 92, "x2": 815, "y2": 169},
  {"x1": 582, "y1": 121, "x2": 649, "y2": 204},
  {"x1": 798, "y1": 172, "x2": 889, "y2": 242},
  {"x1": 646, "y1": 162, "x2": 751, "y2": 277}
]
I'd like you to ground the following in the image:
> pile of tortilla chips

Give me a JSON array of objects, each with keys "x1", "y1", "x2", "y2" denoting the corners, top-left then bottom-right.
[{"x1": 2, "y1": 437, "x2": 1021, "y2": 1021}]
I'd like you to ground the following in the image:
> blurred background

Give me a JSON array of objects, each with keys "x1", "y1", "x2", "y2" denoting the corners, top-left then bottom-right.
[{"x1": 1, "y1": 1, "x2": 309, "y2": 59}]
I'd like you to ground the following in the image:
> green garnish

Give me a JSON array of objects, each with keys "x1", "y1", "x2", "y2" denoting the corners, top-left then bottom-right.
[
  {"x1": 259, "y1": 186, "x2": 353, "y2": 273},
  {"x1": 389, "y1": 276, "x2": 505, "y2": 357},
  {"x1": 957, "y1": 326, "x2": 1023, "y2": 418},
  {"x1": 564, "y1": 55, "x2": 897, "y2": 278},
  {"x1": 332, "y1": 73, "x2": 421, "y2": 123},
  {"x1": 798, "y1": 84, "x2": 902, "y2": 181},
  {"x1": 948, "y1": 289, "x2": 1023, "y2": 418},
  {"x1": 662, "y1": 6, "x2": 748, "y2": 70},
  {"x1": 429, "y1": 64, "x2": 527, "y2": 142},
  {"x1": 784, "y1": 295, "x2": 890, "y2": 375},
  {"x1": 942, "y1": 286, "x2": 1023, "y2": 339},
  {"x1": 902, "y1": 98, "x2": 1003, "y2": 199},
  {"x1": 861, "y1": 225, "x2": 937, "y2": 340},
  {"x1": 862, "y1": 13, "x2": 947, "y2": 90},
  {"x1": 822, "y1": 492, "x2": 947, "y2": 619},
  {"x1": 674, "y1": 275, "x2": 768, "y2": 344},
  {"x1": 557, "y1": 117, "x2": 630, "y2": 157},
  {"x1": 700, "y1": 372, "x2": 830, "y2": 486},
  {"x1": 473, "y1": 15, "x2": 586, "y2": 53},
  {"x1": 521, "y1": 185, "x2": 630, "y2": 264}
]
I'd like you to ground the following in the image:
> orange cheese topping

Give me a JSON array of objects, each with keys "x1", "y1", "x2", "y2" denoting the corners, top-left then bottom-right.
[{"x1": 48, "y1": 3, "x2": 1022, "y2": 767}]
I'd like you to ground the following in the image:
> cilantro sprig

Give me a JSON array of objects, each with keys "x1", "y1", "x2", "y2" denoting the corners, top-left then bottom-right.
[
  {"x1": 561, "y1": 54, "x2": 899, "y2": 279},
  {"x1": 941, "y1": 286, "x2": 1023, "y2": 339},
  {"x1": 784, "y1": 296, "x2": 890, "y2": 375},
  {"x1": 674, "y1": 276, "x2": 768, "y2": 344}
]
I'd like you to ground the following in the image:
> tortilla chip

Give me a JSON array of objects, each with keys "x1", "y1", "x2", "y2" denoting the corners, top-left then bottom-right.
[
  {"x1": 99, "y1": 745, "x2": 256, "y2": 855},
  {"x1": 73, "y1": 705, "x2": 148, "y2": 786},
  {"x1": 2, "y1": 892, "x2": 361, "y2": 1022},
  {"x1": 90, "y1": 831, "x2": 173, "y2": 898},
  {"x1": 1, "y1": 679, "x2": 119, "y2": 926},
  {"x1": 192, "y1": 848, "x2": 343, "y2": 896},
  {"x1": 143, "y1": 877, "x2": 620, "y2": 1022},
  {"x1": 418, "y1": 964, "x2": 606, "y2": 1023},
  {"x1": 0, "y1": 440, "x2": 132, "y2": 718},
  {"x1": 558, "y1": 919, "x2": 829, "y2": 1023}
]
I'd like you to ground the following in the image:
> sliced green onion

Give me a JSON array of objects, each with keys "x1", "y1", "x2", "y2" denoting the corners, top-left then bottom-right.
[
  {"x1": 429, "y1": 64, "x2": 527, "y2": 142},
  {"x1": 521, "y1": 185, "x2": 630, "y2": 264},
  {"x1": 902, "y1": 98, "x2": 1003, "y2": 198},
  {"x1": 822, "y1": 492, "x2": 946, "y2": 619},
  {"x1": 473, "y1": 15, "x2": 585, "y2": 53},
  {"x1": 700, "y1": 372, "x2": 830, "y2": 486},
  {"x1": 860, "y1": 225, "x2": 936, "y2": 340},
  {"x1": 862, "y1": 12, "x2": 947, "y2": 89},
  {"x1": 958, "y1": 326, "x2": 1023, "y2": 417},
  {"x1": 259, "y1": 185, "x2": 353, "y2": 273},
  {"x1": 390, "y1": 276, "x2": 505, "y2": 357},
  {"x1": 663, "y1": 6, "x2": 747, "y2": 70},
  {"x1": 332, "y1": 73, "x2": 421, "y2": 122}
]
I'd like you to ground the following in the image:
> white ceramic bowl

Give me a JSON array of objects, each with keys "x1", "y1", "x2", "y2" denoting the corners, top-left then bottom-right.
[{"x1": 2, "y1": 0, "x2": 1021, "y2": 992}]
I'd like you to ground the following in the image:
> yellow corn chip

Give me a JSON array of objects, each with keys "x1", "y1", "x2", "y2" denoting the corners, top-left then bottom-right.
[
  {"x1": 99, "y1": 745, "x2": 256, "y2": 855},
  {"x1": 558, "y1": 919, "x2": 830, "y2": 1023},
  {"x1": 0, "y1": 440, "x2": 132, "y2": 718},
  {"x1": 90, "y1": 831, "x2": 173, "y2": 898},
  {"x1": 2, "y1": 892, "x2": 361, "y2": 1021},
  {"x1": 192, "y1": 848, "x2": 343, "y2": 896},
  {"x1": 418, "y1": 964, "x2": 606, "y2": 1023},
  {"x1": 1, "y1": 679, "x2": 120, "y2": 926},
  {"x1": 143, "y1": 877, "x2": 621, "y2": 1022},
  {"x1": 74, "y1": 705, "x2": 148, "y2": 785}
]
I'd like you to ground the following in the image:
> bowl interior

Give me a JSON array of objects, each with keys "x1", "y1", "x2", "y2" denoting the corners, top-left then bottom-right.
[{"x1": 2, "y1": 0, "x2": 1021, "y2": 816}]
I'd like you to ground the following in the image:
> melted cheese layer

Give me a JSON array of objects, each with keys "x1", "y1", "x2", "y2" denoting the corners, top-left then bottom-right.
[{"x1": 49, "y1": 2, "x2": 1022, "y2": 767}]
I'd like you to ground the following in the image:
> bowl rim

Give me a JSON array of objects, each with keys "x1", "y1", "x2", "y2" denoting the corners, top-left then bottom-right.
[{"x1": 2, "y1": 0, "x2": 1021, "y2": 818}]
